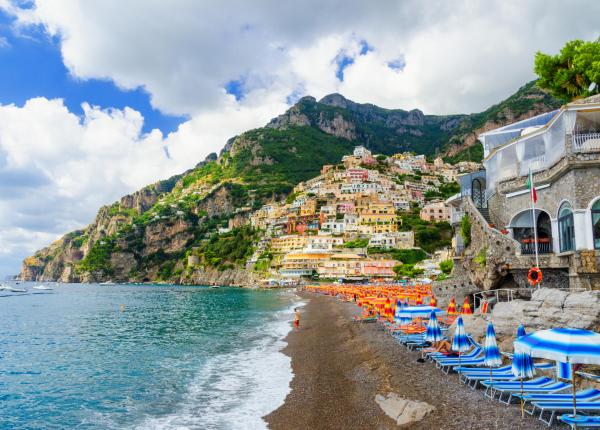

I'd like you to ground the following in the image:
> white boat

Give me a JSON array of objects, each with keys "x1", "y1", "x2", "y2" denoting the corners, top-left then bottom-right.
[
  {"x1": 99, "y1": 281, "x2": 115, "y2": 285},
  {"x1": 33, "y1": 284, "x2": 54, "y2": 290},
  {"x1": 210, "y1": 285, "x2": 220, "y2": 289},
  {"x1": 8, "y1": 287, "x2": 27, "y2": 293}
]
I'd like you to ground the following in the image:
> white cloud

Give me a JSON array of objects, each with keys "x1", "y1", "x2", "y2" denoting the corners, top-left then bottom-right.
[{"x1": 1, "y1": 0, "x2": 600, "y2": 275}]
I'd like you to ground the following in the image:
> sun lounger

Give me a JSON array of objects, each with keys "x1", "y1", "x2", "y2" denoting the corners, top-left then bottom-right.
[
  {"x1": 559, "y1": 414, "x2": 600, "y2": 429},
  {"x1": 481, "y1": 377, "x2": 553, "y2": 400},
  {"x1": 515, "y1": 389, "x2": 600, "y2": 416},
  {"x1": 458, "y1": 362, "x2": 555, "y2": 390},
  {"x1": 532, "y1": 401, "x2": 600, "y2": 426},
  {"x1": 503, "y1": 382, "x2": 572, "y2": 405}
]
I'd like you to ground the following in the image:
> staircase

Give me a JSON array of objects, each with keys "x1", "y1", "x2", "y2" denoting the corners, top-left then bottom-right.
[{"x1": 477, "y1": 207, "x2": 492, "y2": 225}]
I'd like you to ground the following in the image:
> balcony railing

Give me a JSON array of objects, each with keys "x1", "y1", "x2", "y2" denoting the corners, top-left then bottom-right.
[
  {"x1": 573, "y1": 132, "x2": 600, "y2": 152},
  {"x1": 451, "y1": 210, "x2": 465, "y2": 225},
  {"x1": 519, "y1": 238, "x2": 553, "y2": 255},
  {"x1": 519, "y1": 155, "x2": 546, "y2": 176}
]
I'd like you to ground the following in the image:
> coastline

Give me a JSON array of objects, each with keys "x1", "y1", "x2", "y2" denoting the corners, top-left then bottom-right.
[{"x1": 265, "y1": 292, "x2": 548, "y2": 430}]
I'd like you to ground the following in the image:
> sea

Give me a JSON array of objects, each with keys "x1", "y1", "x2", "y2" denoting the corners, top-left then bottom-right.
[{"x1": 0, "y1": 283, "x2": 301, "y2": 430}]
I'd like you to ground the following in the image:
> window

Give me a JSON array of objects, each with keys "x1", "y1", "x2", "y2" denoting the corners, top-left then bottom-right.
[
  {"x1": 592, "y1": 200, "x2": 600, "y2": 250},
  {"x1": 558, "y1": 202, "x2": 575, "y2": 252}
]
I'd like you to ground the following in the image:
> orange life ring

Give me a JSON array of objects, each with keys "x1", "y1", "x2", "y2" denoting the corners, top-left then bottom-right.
[{"x1": 527, "y1": 267, "x2": 542, "y2": 286}]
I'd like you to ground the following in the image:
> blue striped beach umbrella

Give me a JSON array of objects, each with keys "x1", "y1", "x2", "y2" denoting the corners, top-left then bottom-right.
[
  {"x1": 514, "y1": 328, "x2": 600, "y2": 421},
  {"x1": 483, "y1": 322, "x2": 502, "y2": 394},
  {"x1": 511, "y1": 348, "x2": 536, "y2": 418},
  {"x1": 396, "y1": 306, "x2": 444, "y2": 320},
  {"x1": 517, "y1": 324, "x2": 527, "y2": 339},
  {"x1": 451, "y1": 316, "x2": 470, "y2": 375},
  {"x1": 425, "y1": 311, "x2": 443, "y2": 343}
]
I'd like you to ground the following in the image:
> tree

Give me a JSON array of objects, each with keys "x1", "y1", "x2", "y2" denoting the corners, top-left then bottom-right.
[
  {"x1": 534, "y1": 39, "x2": 600, "y2": 101},
  {"x1": 439, "y1": 259, "x2": 454, "y2": 275},
  {"x1": 393, "y1": 264, "x2": 424, "y2": 279}
]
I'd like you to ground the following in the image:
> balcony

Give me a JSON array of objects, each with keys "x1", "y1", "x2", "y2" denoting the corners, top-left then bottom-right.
[
  {"x1": 519, "y1": 238, "x2": 553, "y2": 255},
  {"x1": 519, "y1": 155, "x2": 546, "y2": 176},
  {"x1": 573, "y1": 132, "x2": 600, "y2": 153}
]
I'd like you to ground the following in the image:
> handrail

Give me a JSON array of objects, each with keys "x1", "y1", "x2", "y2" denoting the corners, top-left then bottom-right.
[{"x1": 573, "y1": 132, "x2": 600, "y2": 152}]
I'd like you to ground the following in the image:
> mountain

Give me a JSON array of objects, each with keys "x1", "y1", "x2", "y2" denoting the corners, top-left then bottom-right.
[{"x1": 19, "y1": 81, "x2": 562, "y2": 284}]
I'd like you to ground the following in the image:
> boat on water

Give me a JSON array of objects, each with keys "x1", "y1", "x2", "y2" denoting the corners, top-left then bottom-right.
[
  {"x1": 8, "y1": 287, "x2": 27, "y2": 293},
  {"x1": 210, "y1": 285, "x2": 220, "y2": 289},
  {"x1": 33, "y1": 284, "x2": 54, "y2": 290},
  {"x1": 99, "y1": 281, "x2": 115, "y2": 285}
]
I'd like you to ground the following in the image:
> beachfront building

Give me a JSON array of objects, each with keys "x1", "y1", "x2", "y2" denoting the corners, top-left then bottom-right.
[
  {"x1": 459, "y1": 95, "x2": 600, "y2": 289},
  {"x1": 317, "y1": 253, "x2": 364, "y2": 279},
  {"x1": 280, "y1": 251, "x2": 331, "y2": 277},
  {"x1": 360, "y1": 259, "x2": 396, "y2": 277},
  {"x1": 420, "y1": 200, "x2": 451, "y2": 222}
]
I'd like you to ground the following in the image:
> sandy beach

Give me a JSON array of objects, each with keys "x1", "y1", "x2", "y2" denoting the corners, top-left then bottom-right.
[{"x1": 265, "y1": 292, "x2": 549, "y2": 430}]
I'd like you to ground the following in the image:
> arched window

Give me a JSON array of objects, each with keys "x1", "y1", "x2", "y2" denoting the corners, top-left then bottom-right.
[
  {"x1": 472, "y1": 178, "x2": 485, "y2": 208},
  {"x1": 592, "y1": 199, "x2": 600, "y2": 250},
  {"x1": 558, "y1": 202, "x2": 575, "y2": 252}
]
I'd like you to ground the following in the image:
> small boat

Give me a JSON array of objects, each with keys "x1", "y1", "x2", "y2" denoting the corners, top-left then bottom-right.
[
  {"x1": 33, "y1": 285, "x2": 54, "y2": 290},
  {"x1": 8, "y1": 287, "x2": 27, "y2": 293},
  {"x1": 99, "y1": 281, "x2": 115, "y2": 285},
  {"x1": 210, "y1": 285, "x2": 220, "y2": 289}
]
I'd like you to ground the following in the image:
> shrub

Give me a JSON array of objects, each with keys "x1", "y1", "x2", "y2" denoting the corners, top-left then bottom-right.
[
  {"x1": 460, "y1": 215, "x2": 472, "y2": 247},
  {"x1": 439, "y1": 259, "x2": 454, "y2": 274},
  {"x1": 474, "y1": 248, "x2": 487, "y2": 267}
]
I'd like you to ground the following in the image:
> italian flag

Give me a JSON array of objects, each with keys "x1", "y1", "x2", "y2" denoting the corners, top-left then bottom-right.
[{"x1": 526, "y1": 169, "x2": 537, "y2": 203}]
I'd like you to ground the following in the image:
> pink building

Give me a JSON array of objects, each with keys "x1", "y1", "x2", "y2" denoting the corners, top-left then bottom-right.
[
  {"x1": 337, "y1": 202, "x2": 356, "y2": 214},
  {"x1": 360, "y1": 259, "x2": 396, "y2": 277},
  {"x1": 347, "y1": 168, "x2": 369, "y2": 182},
  {"x1": 420, "y1": 201, "x2": 451, "y2": 222}
]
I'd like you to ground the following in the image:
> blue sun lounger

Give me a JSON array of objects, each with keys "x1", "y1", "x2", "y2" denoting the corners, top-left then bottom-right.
[
  {"x1": 514, "y1": 388, "x2": 600, "y2": 416},
  {"x1": 481, "y1": 377, "x2": 553, "y2": 400},
  {"x1": 503, "y1": 381, "x2": 572, "y2": 405},
  {"x1": 458, "y1": 362, "x2": 555, "y2": 389},
  {"x1": 559, "y1": 414, "x2": 600, "y2": 429},
  {"x1": 532, "y1": 401, "x2": 600, "y2": 426}
]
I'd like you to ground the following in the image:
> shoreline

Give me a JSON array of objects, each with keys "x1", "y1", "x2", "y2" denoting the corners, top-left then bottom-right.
[{"x1": 265, "y1": 292, "x2": 548, "y2": 430}]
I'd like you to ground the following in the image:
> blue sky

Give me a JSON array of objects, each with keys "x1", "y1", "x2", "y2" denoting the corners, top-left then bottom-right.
[{"x1": 0, "y1": 10, "x2": 185, "y2": 135}]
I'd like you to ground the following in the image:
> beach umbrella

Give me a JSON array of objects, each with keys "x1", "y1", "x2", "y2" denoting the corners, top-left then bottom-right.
[
  {"x1": 425, "y1": 310, "x2": 443, "y2": 343},
  {"x1": 517, "y1": 324, "x2": 527, "y2": 339},
  {"x1": 415, "y1": 294, "x2": 423, "y2": 305},
  {"x1": 452, "y1": 316, "x2": 471, "y2": 375},
  {"x1": 461, "y1": 297, "x2": 473, "y2": 315},
  {"x1": 514, "y1": 328, "x2": 600, "y2": 425},
  {"x1": 447, "y1": 297, "x2": 457, "y2": 315},
  {"x1": 429, "y1": 296, "x2": 437, "y2": 307},
  {"x1": 396, "y1": 306, "x2": 445, "y2": 320},
  {"x1": 483, "y1": 322, "x2": 502, "y2": 395},
  {"x1": 511, "y1": 347, "x2": 536, "y2": 418}
]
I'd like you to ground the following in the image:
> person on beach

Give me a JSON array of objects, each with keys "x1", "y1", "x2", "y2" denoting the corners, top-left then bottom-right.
[{"x1": 294, "y1": 308, "x2": 301, "y2": 330}]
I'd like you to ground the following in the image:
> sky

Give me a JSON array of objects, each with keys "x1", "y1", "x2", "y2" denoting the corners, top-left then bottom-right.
[{"x1": 0, "y1": 0, "x2": 599, "y2": 277}]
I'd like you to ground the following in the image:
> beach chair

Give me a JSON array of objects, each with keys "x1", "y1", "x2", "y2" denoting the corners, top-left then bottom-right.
[
  {"x1": 532, "y1": 401, "x2": 600, "y2": 426},
  {"x1": 480, "y1": 377, "x2": 553, "y2": 401},
  {"x1": 515, "y1": 388, "x2": 600, "y2": 416},
  {"x1": 503, "y1": 381, "x2": 572, "y2": 405},
  {"x1": 559, "y1": 414, "x2": 600, "y2": 429},
  {"x1": 458, "y1": 362, "x2": 555, "y2": 390}
]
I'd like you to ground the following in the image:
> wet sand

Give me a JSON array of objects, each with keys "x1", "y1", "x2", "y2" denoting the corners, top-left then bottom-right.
[{"x1": 265, "y1": 292, "x2": 549, "y2": 430}]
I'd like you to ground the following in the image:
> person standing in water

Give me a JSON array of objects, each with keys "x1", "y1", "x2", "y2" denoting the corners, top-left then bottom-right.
[{"x1": 293, "y1": 308, "x2": 301, "y2": 330}]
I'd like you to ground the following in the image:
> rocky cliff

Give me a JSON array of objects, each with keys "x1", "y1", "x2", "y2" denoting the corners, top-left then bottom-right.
[{"x1": 20, "y1": 81, "x2": 562, "y2": 285}]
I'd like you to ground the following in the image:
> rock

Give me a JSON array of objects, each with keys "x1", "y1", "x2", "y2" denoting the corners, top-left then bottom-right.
[
  {"x1": 491, "y1": 288, "x2": 600, "y2": 350},
  {"x1": 449, "y1": 314, "x2": 488, "y2": 343},
  {"x1": 375, "y1": 393, "x2": 435, "y2": 426}
]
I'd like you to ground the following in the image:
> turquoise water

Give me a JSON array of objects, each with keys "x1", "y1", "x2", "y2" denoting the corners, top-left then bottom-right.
[{"x1": 0, "y1": 283, "x2": 299, "y2": 430}]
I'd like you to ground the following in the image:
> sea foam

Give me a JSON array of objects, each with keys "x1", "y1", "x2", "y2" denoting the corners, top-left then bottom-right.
[{"x1": 136, "y1": 295, "x2": 303, "y2": 430}]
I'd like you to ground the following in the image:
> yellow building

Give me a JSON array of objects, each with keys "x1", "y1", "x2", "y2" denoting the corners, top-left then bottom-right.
[
  {"x1": 270, "y1": 235, "x2": 308, "y2": 253},
  {"x1": 317, "y1": 253, "x2": 363, "y2": 278},
  {"x1": 300, "y1": 199, "x2": 317, "y2": 216},
  {"x1": 280, "y1": 251, "x2": 331, "y2": 277}
]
